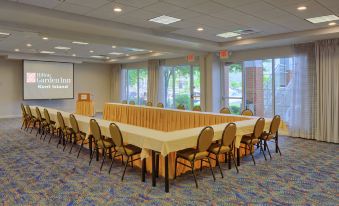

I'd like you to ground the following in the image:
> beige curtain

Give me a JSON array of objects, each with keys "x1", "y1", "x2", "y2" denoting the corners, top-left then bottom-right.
[
  {"x1": 315, "y1": 39, "x2": 339, "y2": 143},
  {"x1": 110, "y1": 64, "x2": 124, "y2": 102},
  {"x1": 147, "y1": 60, "x2": 160, "y2": 104}
]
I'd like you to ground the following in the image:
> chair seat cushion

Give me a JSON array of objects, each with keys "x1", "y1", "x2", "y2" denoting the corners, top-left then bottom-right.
[
  {"x1": 208, "y1": 143, "x2": 231, "y2": 154},
  {"x1": 177, "y1": 148, "x2": 209, "y2": 161},
  {"x1": 241, "y1": 134, "x2": 259, "y2": 145},
  {"x1": 116, "y1": 144, "x2": 141, "y2": 156},
  {"x1": 261, "y1": 131, "x2": 275, "y2": 141},
  {"x1": 97, "y1": 140, "x2": 114, "y2": 149}
]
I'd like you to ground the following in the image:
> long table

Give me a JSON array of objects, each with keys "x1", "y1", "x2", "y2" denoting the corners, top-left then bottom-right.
[{"x1": 30, "y1": 104, "x2": 288, "y2": 193}]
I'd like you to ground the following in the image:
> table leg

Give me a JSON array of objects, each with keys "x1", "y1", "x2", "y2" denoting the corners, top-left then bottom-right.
[
  {"x1": 276, "y1": 132, "x2": 279, "y2": 153},
  {"x1": 89, "y1": 135, "x2": 92, "y2": 155},
  {"x1": 165, "y1": 155, "x2": 169, "y2": 193},
  {"x1": 152, "y1": 150, "x2": 156, "y2": 187},
  {"x1": 142, "y1": 158, "x2": 146, "y2": 182},
  {"x1": 156, "y1": 153, "x2": 159, "y2": 178},
  {"x1": 237, "y1": 148, "x2": 240, "y2": 166}
]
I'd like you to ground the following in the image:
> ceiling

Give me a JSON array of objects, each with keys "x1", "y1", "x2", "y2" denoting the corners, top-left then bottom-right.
[{"x1": 0, "y1": 0, "x2": 339, "y2": 63}]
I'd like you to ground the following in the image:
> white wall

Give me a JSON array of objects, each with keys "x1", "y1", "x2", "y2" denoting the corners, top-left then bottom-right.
[{"x1": 0, "y1": 58, "x2": 112, "y2": 118}]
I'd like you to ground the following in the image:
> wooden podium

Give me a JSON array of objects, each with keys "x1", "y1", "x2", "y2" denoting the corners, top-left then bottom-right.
[{"x1": 76, "y1": 93, "x2": 95, "y2": 117}]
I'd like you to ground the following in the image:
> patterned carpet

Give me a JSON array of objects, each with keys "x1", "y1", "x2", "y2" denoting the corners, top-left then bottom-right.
[{"x1": 0, "y1": 118, "x2": 338, "y2": 205}]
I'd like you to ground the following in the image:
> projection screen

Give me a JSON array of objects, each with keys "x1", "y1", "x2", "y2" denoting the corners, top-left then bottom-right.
[{"x1": 23, "y1": 60, "x2": 74, "y2": 100}]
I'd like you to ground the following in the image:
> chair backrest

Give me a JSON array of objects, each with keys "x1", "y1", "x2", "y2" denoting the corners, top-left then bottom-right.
[
  {"x1": 219, "y1": 107, "x2": 231, "y2": 114},
  {"x1": 57, "y1": 112, "x2": 66, "y2": 130},
  {"x1": 43, "y1": 109, "x2": 51, "y2": 124},
  {"x1": 21, "y1": 103, "x2": 27, "y2": 116},
  {"x1": 122, "y1": 100, "x2": 127, "y2": 104},
  {"x1": 253, "y1": 118, "x2": 265, "y2": 139},
  {"x1": 197, "y1": 126, "x2": 214, "y2": 152},
  {"x1": 69, "y1": 114, "x2": 80, "y2": 133},
  {"x1": 25, "y1": 105, "x2": 33, "y2": 117},
  {"x1": 35, "y1": 107, "x2": 43, "y2": 121},
  {"x1": 193, "y1": 105, "x2": 202, "y2": 111},
  {"x1": 146, "y1": 101, "x2": 153, "y2": 106},
  {"x1": 241, "y1": 109, "x2": 253, "y2": 116},
  {"x1": 221, "y1": 123, "x2": 237, "y2": 147},
  {"x1": 269, "y1": 115, "x2": 281, "y2": 134},
  {"x1": 90, "y1": 119, "x2": 102, "y2": 142},
  {"x1": 109, "y1": 122, "x2": 124, "y2": 147},
  {"x1": 177, "y1": 104, "x2": 185, "y2": 110},
  {"x1": 129, "y1": 100, "x2": 135, "y2": 105},
  {"x1": 157, "y1": 102, "x2": 164, "y2": 108}
]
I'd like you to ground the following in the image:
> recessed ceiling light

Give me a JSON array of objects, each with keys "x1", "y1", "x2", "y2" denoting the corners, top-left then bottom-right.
[
  {"x1": 297, "y1": 6, "x2": 307, "y2": 11},
  {"x1": 113, "y1": 7, "x2": 122, "y2": 12},
  {"x1": 72, "y1": 54, "x2": 76, "y2": 57},
  {"x1": 109, "y1": 52, "x2": 123, "y2": 55},
  {"x1": 40, "y1": 51, "x2": 55, "y2": 54},
  {"x1": 109, "y1": 59, "x2": 117, "y2": 62},
  {"x1": 42, "y1": 37, "x2": 48, "y2": 40},
  {"x1": 328, "y1": 22, "x2": 337, "y2": 26},
  {"x1": 125, "y1": 54, "x2": 129, "y2": 56},
  {"x1": 90, "y1": 50, "x2": 94, "y2": 53},
  {"x1": 149, "y1": 15, "x2": 181, "y2": 25},
  {"x1": 54, "y1": 46, "x2": 71, "y2": 50},
  {"x1": 26, "y1": 43, "x2": 32, "y2": 47},
  {"x1": 306, "y1": 15, "x2": 339, "y2": 23},
  {"x1": 149, "y1": 50, "x2": 153, "y2": 52},
  {"x1": 14, "y1": 49, "x2": 20, "y2": 52},
  {"x1": 197, "y1": 27, "x2": 204, "y2": 31},
  {"x1": 112, "y1": 45, "x2": 116, "y2": 48},
  {"x1": 91, "y1": 55, "x2": 105, "y2": 59},
  {"x1": 0, "y1": 32, "x2": 10, "y2": 36},
  {"x1": 105, "y1": 57, "x2": 110, "y2": 60},
  {"x1": 72, "y1": 41, "x2": 89, "y2": 45},
  {"x1": 216, "y1": 32, "x2": 240, "y2": 39},
  {"x1": 237, "y1": 36, "x2": 242, "y2": 40}
]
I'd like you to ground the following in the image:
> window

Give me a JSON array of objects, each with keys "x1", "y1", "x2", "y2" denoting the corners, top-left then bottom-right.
[
  {"x1": 163, "y1": 65, "x2": 200, "y2": 110},
  {"x1": 124, "y1": 68, "x2": 148, "y2": 105},
  {"x1": 222, "y1": 57, "x2": 292, "y2": 117}
]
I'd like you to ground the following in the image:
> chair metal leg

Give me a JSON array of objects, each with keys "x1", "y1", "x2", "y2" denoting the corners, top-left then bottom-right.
[
  {"x1": 275, "y1": 139, "x2": 282, "y2": 156},
  {"x1": 63, "y1": 135, "x2": 68, "y2": 151},
  {"x1": 215, "y1": 156, "x2": 224, "y2": 178},
  {"x1": 207, "y1": 157, "x2": 216, "y2": 181},
  {"x1": 131, "y1": 156, "x2": 134, "y2": 168},
  {"x1": 48, "y1": 131, "x2": 54, "y2": 143},
  {"x1": 69, "y1": 135, "x2": 75, "y2": 154},
  {"x1": 108, "y1": 152, "x2": 117, "y2": 174},
  {"x1": 200, "y1": 160, "x2": 203, "y2": 171},
  {"x1": 77, "y1": 140, "x2": 84, "y2": 158},
  {"x1": 191, "y1": 162, "x2": 198, "y2": 188},
  {"x1": 260, "y1": 141, "x2": 267, "y2": 161},
  {"x1": 89, "y1": 148, "x2": 95, "y2": 166},
  {"x1": 174, "y1": 156, "x2": 178, "y2": 179},
  {"x1": 121, "y1": 156, "x2": 130, "y2": 181},
  {"x1": 249, "y1": 145, "x2": 256, "y2": 165},
  {"x1": 228, "y1": 152, "x2": 232, "y2": 169},
  {"x1": 57, "y1": 132, "x2": 63, "y2": 148},
  {"x1": 231, "y1": 153, "x2": 239, "y2": 173},
  {"x1": 100, "y1": 148, "x2": 106, "y2": 171},
  {"x1": 265, "y1": 141, "x2": 272, "y2": 159}
]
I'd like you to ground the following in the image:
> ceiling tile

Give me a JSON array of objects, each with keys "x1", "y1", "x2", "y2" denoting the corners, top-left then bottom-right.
[
  {"x1": 65, "y1": 0, "x2": 110, "y2": 9},
  {"x1": 17, "y1": 0, "x2": 60, "y2": 9},
  {"x1": 166, "y1": 8, "x2": 201, "y2": 20},
  {"x1": 143, "y1": 2, "x2": 182, "y2": 14},
  {"x1": 213, "y1": 0, "x2": 260, "y2": 8},
  {"x1": 163, "y1": 0, "x2": 207, "y2": 8},
  {"x1": 190, "y1": 2, "x2": 229, "y2": 14},
  {"x1": 115, "y1": 0, "x2": 158, "y2": 8},
  {"x1": 85, "y1": 2, "x2": 138, "y2": 20},
  {"x1": 54, "y1": 3, "x2": 92, "y2": 15}
]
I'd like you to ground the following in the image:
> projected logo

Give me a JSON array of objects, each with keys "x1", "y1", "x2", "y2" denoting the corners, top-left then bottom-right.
[{"x1": 26, "y1": 73, "x2": 36, "y2": 83}]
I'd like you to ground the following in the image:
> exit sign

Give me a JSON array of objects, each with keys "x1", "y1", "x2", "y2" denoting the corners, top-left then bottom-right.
[
  {"x1": 187, "y1": 54, "x2": 195, "y2": 62},
  {"x1": 219, "y1": 50, "x2": 230, "y2": 59}
]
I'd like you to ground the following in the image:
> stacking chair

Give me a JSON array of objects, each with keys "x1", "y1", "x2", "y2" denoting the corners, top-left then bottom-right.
[
  {"x1": 177, "y1": 104, "x2": 185, "y2": 110},
  {"x1": 174, "y1": 126, "x2": 216, "y2": 188},
  {"x1": 56, "y1": 112, "x2": 73, "y2": 150},
  {"x1": 129, "y1": 100, "x2": 136, "y2": 105},
  {"x1": 122, "y1": 100, "x2": 128, "y2": 104},
  {"x1": 146, "y1": 101, "x2": 153, "y2": 106},
  {"x1": 193, "y1": 105, "x2": 202, "y2": 111},
  {"x1": 20, "y1": 103, "x2": 30, "y2": 130},
  {"x1": 240, "y1": 118, "x2": 265, "y2": 165},
  {"x1": 157, "y1": 102, "x2": 164, "y2": 108},
  {"x1": 219, "y1": 107, "x2": 231, "y2": 114},
  {"x1": 69, "y1": 114, "x2": 88, "y2": 158},
  {"x1": 25, "y1": 105, "x2": 37, "y2": 133},
  {"x1": 43, "y1": 109, "x2": 56, "y2": 142},
  {"x1": 108, "y1": 122, "x2": 142, "y2": 181},
  {"x1": 35, "y1": 107, "x2": 46, "y2": 137},
  {"x1": 260, "y1": 115, "x2": 281, "y2": 158},
  {"x1": 208, "y1": 123, "x2": 238, "y2": 178},
  {"x1": 89, "y1": 119, "x2": 115, "y2": 171},
  {"x1": 241, "y1": 109, "x2": 254, "y2": 116}
]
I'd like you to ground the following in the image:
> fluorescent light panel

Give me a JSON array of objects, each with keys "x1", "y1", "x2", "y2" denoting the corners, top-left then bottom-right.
[
  {"x1": 306, "y1": 15, "x2": 339, "y2": 23},
  {"x1": 109, "y1": 52, "x2": 124, "y2": 55},
  {"x1": 91, "y1": 55, "x2": 105, "y2": 59},
  {"x1": 40, "y1": 51, "x2": 55, "y2": 54},
  {"x1": 72, "y1": 41, "x2": 89, "y2": 45},
  {"x1": 216, "y1": 32, "x2": 240, "y2": 39},
  {"x1": 149, "y1": 15, "x2": 181, "y2": 25},
  {"x1": 0, "y1": 32, "x2": 10, "y2": 36},
  {"x1": 54, "y1": 46, "x2": 71, "y2": 50}
]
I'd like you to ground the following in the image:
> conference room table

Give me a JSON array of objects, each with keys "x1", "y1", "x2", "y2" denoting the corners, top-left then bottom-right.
[{"x1": 30, "y1": 104, "x2": 288, "y2": 193}]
